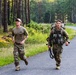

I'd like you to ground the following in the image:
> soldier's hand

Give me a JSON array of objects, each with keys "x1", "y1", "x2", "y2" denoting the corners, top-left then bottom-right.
[
  {"x1": 65, "y1": 41, "x2": 69, "y2": 46},
  {"x1": 48, "y1": 46, "x2": 51, "y2": 48},
  {"x1": 12, "y1": 40, "x2": 15, "y2": 43},
  {"x1": 20, "y1": 40, "x2": 25, "y2": 45}
]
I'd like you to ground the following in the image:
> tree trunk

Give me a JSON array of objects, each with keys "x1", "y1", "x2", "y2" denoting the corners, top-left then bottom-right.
[
  {"x1": 11, "y1": 0, "x2": 14, "y2": 22},
  {"x1": 22, "y1": 0, "x2": 24, "y2": 25},
  {"x1": 0, "y1": 0, "x2": 2, "y2": 28},
  {"x1": 17, "y1": 0, "x2": 22, "y2": 19},
  {"x1": 28, "y1": 0, "x2": 30, "y2": 23},
  {"x1": 3, "y1": 0, "x2": 8, "y2": 32},
  {"x1": 8, "y1": 0, "x2": 11, "y2": 25},
  {"x1": 25, "y1": 0, "x2": 30, "y2": 25},
  {"x1": 13, "y1": 0, "x2": 18, "y2": 20},
  {"x1": 71, "y1": 9, "x2": 76, "y2": 23}
]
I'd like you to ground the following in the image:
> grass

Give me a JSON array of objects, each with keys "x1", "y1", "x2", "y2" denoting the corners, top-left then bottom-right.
[
  {"x1": 25, "y1": 43, "x2": 47, "y2": 57},
  {"x1": 66, "y1": 23, "x2": 76, "y2": 26},
  {"x1": 0, "y1": 43, "x2": 48, "y2": 67},
  {"x1": 66, "y1": 28, "x2": 76, "y2": 40},
  {"x1": 0, "y1": 47, "x2": 14, "y2": 66}
]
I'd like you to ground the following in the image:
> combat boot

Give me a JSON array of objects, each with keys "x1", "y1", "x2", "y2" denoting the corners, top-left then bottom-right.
[
  {"x1": 15, "y1": 65, "x2": 20, "y2": 71},
  {"x1": 56, "y1": 66, "x2": 60, "y2": 70},
  {"x1": 24, "y1": 59, "x2": 28, "y2": 65}
]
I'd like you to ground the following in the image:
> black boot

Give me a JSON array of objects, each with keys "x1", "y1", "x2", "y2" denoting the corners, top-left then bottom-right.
[
  {"x1": 24, "y1": 59, "x2": 28, "y2": 65},
  {"x1": 14, "y1": 62, "x2": 20, "y2": 71}
]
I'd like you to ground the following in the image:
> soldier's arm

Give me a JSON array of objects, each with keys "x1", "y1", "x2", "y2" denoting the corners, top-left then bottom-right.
[
  {"x1": 48, "y1": 30, "x2": 53, "y2": 47},
  {"x1": 24, "y1": 28, "x2": 28, "y2": 41},
  {"x1": 23, "y1": 35, "x2": 28, "y2": 43},
  {"x1": 63, "y1": 30, "x2": 69, "y2": 43},
  {"x1": 12, "y1": 30, "x2": 15, "y2": 43},
  {"x1": 20, "y1": 28, "x2": 28, "y2": 44}
]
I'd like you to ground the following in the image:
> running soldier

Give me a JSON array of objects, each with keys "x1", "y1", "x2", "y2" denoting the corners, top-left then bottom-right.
[
  {"x1": 12, "y1": 18, "x2": 28, "y2": 71},
  {"x1": 48, "y1": 20, "x2": 69, "y2": 70}
]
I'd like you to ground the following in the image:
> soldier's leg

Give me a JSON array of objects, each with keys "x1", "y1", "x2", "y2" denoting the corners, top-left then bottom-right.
[
  {"x1": 56, "y1": 46, "x2": 63, "y2": 66},
  {"x1": 13, "y1": 44, "x2": 20, "y2": 71},
  {"x1": 18, "y1": 45, "x2": 28, "y2": 65},
  {"x1": 53, "y1": 45, "x2": 60, "y2": 66},
  {"x1": 53, "y1": 51, "x2": 60, "y2": 66},
  {"x1": 53, "y1": 45, "x2": 63, "y2": 66},
  {"x1": 53, "y1": 45, "x2": 63, "y2": 70},
  {"x1": 53, "y1": 51, "x2": 61, "y2": 70},
  {"x1": 55, "y1": 52, "x2": 62, "y2": 67}
]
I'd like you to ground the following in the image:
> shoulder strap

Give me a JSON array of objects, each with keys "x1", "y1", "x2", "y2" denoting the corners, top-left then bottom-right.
[
  {"x1": 60, "y1": 28, "x2": 64, "y2": 35},
  {"x1": 51, "y1": 28, "x2": 55, "y2": 33}
]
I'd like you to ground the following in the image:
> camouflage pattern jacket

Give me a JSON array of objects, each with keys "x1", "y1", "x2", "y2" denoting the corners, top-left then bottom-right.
[{"x1": 48, "y1": 27, "x2": 69, "y2": 46}]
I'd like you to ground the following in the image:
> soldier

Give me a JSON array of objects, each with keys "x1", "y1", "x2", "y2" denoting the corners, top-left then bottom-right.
[
  {"x1": 12, "y1": 18, "x2": 28, "y2": 71},
  {"x1": 48, "y1": 20, "x2": 69, "y2": 70}
]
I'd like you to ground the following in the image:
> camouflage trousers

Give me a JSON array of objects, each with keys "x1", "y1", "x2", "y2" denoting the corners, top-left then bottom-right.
[
  {"x1": 53, "y1": 44, "x2": 63, "y2": 66},
  {"x1": 13, "y1": 43, "x2": 26, "y2": 67}
]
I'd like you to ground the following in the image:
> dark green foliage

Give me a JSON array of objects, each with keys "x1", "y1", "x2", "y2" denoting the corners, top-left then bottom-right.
[
  {"x1": 27, "y1": 21, "x2": 50, "y2": 33},
  {"x1": 44, "y1": 12, "x2": 51, "y2": 23}
]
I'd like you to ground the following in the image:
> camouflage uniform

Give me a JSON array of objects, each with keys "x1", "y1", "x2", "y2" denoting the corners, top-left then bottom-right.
[
  {"x1": 49, "y1": 27, "x2": 69, "y2": 67},
  {"x1": 12, "y1": 26, "x2": 28, "y2": 67}
]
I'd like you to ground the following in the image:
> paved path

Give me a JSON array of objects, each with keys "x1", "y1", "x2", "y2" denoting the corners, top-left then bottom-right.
[
  {"x1": 0, "y1": 37, "x2": 76, "y2": 75},
  {"x1": 0, "y1": 26, "x2": 76, "y2": 75}
]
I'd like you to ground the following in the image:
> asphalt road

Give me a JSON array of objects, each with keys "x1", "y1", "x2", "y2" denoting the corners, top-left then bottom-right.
[{"x1": 0, "y1": 26, "x2": 76, "y2": 75}]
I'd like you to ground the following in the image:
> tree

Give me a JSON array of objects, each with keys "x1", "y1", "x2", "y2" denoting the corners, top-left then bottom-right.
[
  {"x1": 44, "y1": 11, "x2": 51, "y2": 23},
  {"x1": 3, "y1": 0, "x2": 8, "y2": 32},
  {"x1": 8, "y1": 0, "x2": 11, "y2": 25},
  {"x1": 0, "y1": 0, "x2": 2, "y2": 28},
  {"x1": 13, "y1": 0, "x2": 18, "y2": 20},
  {"x1": 70, "y1": 0, "x2": 76, "y2": 23},
  {"x1": 25, "y1": 0, "x2": 30, "y2": 24},
  {"x1": 17, "y1": 0, "x2": 22, "y2": 19}
]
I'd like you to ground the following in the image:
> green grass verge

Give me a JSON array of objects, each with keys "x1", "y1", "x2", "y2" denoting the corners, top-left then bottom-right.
[
  {"x1": 0, "y1": 43, "x2": 48, "y2": 67},
  {"x1": 66, "y1": 23, "x2": 76, "y2": 26},
  {"x1": 66, "y1": 28, "x2": 76, "y2": 40},
  {"x1": 0, "y1": 47, "x2": 14, "y2": 67},
  {"x1": 26, "y1": 43, "x2": 47, "y2": 57}
]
